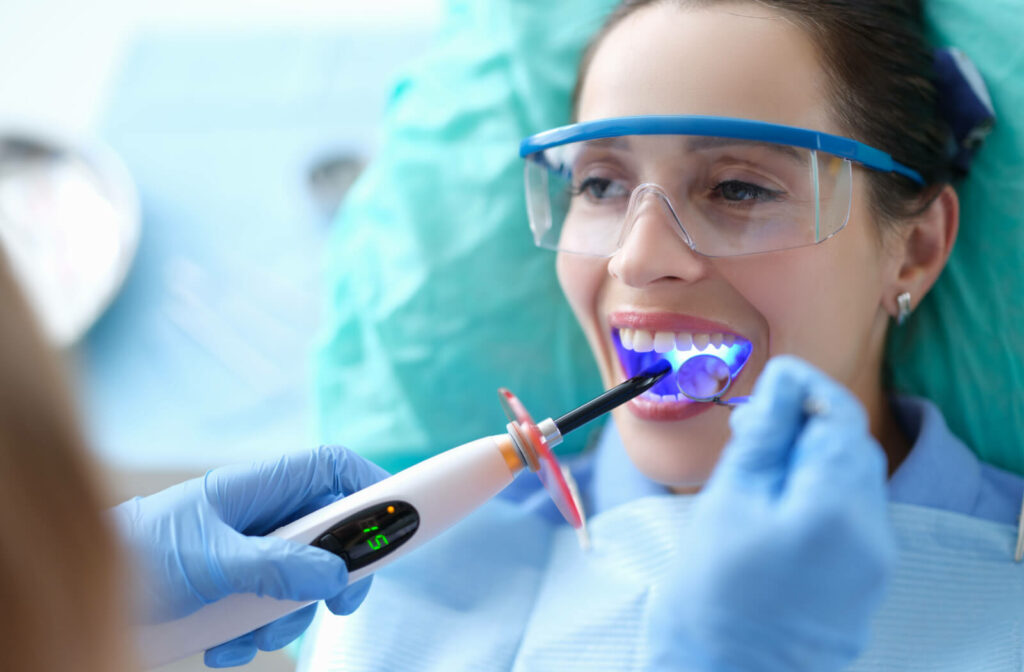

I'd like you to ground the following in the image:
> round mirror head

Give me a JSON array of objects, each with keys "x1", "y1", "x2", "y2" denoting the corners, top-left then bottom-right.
[{"x1": 676, "y1": 354, "x2": 733, "y2": 402}]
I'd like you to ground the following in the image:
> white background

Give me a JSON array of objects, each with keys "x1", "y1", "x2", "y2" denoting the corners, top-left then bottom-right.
[
  {"x1": 0, "y1": 2, "x2": 442, "y2": 670},
  {"x1": 0, "y1": 0, "x2": 443, "y2": 134}
]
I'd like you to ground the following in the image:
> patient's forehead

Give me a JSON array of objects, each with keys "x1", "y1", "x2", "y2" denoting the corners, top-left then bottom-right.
[{"x1": 577, "y1": 2, "x2": 837, "y2": 135}]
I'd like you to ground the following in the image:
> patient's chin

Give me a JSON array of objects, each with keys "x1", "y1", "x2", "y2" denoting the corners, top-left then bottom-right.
[
  {"x1": 614, "y1": 407, "x2": 730, "y2": 490},
  {"x1": 629, "y1": 446, "x2": 719, "y2": 491}
]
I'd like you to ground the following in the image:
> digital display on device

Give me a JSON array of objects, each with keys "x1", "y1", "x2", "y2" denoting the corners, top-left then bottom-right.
[{"x1": 313, "y1": 501, "x2": 420, "y2": 570}]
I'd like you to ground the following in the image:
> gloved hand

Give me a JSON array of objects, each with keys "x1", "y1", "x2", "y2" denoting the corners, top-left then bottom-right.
[
  {"x1": 646, "y1": 356, "x2": 896, "y2": 672},
  {"x1": 112, "y1": 445, "x2": 389, "y2": 668}
]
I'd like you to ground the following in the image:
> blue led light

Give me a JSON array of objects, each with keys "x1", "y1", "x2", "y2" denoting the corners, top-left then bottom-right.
[
  {"x1": 613, "y1": 332, "x2": 753, "y2": 398},
  {"x1": 661, "y1": 343, "x2": 750, "y2": 371}
]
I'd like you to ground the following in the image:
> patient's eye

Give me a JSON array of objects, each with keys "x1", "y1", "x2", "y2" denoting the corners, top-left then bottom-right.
[
  {"x1": 574, "y1": 176, "x2": 629, "y2": 203},
  {"x1": 711, "y1": 180, "x2": 783, "y2": 203}
]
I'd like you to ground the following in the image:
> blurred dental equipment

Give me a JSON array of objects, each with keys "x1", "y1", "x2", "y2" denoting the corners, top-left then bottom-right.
[
  {"x1": 137, "y1": 362, "x2": 670, "y2": 668},
  {"x1": 0, "y1": 129, "x2": 139, "y2": 346}
]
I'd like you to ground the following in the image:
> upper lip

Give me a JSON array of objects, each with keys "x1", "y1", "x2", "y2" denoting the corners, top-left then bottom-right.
[{"x1": 608, "y1": 310, "x2": 744, "y2": 337}]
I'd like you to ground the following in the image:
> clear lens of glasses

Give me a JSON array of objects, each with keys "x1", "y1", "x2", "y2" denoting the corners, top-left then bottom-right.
[{"x1": 524, "y1": 134, "x2": 853, "y2": 258}]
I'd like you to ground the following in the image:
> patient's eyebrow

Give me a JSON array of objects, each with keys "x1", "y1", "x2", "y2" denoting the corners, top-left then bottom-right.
[
  {"x1": 582, "y1": 136, "x2": 632, "y2": 151},
  {"x1": 683, "y1": 136, "x2": 807, "y2": 163}
]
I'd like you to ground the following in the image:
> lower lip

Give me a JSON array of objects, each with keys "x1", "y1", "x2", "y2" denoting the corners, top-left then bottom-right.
[{"x1": 626, "y1": 395, "x2": 717, "y2": 422}]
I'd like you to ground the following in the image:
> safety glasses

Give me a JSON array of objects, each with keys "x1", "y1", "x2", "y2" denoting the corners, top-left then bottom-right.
[{"x1": 520, "y1": 116, "x2": 923, "y2": 258}]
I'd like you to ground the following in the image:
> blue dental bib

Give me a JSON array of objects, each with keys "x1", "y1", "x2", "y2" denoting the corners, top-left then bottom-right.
[{"x1": 298, "y1": 495, "x2": 1024, "y2": 671}]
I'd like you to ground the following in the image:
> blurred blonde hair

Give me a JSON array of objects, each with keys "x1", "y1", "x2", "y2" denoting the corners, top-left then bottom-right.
[{"x1": 0, "y1": 248, "x2": 133, "y2": 671}]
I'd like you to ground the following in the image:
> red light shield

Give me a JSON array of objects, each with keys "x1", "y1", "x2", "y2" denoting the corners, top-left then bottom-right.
[{"x1": 498, "y1": 388, "x2": 583, "y2": 529}]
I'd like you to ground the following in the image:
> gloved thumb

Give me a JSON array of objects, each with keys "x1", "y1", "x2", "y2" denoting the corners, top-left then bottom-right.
[
  {"x1": 206, "y1": 446, "x2": 390, "y2": 536},
  {"x1": 712, "y1": 356, "x2": 818, "y2": 496},
  {"x1": 213, "y1": 533, "x2": 350, "y2": 603}
]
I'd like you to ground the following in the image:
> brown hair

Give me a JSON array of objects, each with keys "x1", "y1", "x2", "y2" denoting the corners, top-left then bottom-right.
[
  {"x1": 573, "y1": 0, "x2": 952, "y2": 225},
  {"x1": 0, "y1": 249, "x2": 133, "y2": 671}
]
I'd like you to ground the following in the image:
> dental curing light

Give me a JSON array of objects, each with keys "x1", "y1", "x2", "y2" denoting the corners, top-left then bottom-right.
[{"x1": 137, "y1": 362, "x2": 671, "y2": 668}]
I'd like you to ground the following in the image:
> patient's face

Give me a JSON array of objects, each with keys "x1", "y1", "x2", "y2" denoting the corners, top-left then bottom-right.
[{"x1": 558, "y1": 3, "x2": 898, "y2": 489}]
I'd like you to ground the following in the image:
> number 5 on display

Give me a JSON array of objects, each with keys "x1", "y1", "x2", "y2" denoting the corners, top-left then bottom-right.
[{"x1": 363, "y1": 526, "x2": 389, "y2": 550}]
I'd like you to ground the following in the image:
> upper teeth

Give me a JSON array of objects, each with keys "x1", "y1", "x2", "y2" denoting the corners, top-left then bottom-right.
[{"x1": 618, "y1": 328, "x2": 735, "y2": 353}]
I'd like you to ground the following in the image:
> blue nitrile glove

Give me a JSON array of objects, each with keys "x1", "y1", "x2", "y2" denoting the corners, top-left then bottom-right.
[
  {"x1": 646, "y1": 356, "x2": 896, "y2": 672},
  {"x1": 113, "y1": 445, "x2": 389, "y2": 667}
]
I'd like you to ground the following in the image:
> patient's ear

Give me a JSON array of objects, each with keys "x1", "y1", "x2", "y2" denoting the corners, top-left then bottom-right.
[{"x1": 883, "y1": 184, "x2": 959, "y2": 318}]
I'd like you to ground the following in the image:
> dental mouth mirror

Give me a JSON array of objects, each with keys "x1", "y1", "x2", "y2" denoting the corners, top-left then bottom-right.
[
  {"x1": 675, "y1": 353, "x2": 750, "y2": 406},
  {"x1": 137, "y1": 362, "x2": 673, "y2": 668},
  {"x1": 675, "y1": 354, "x2": 833, "y2": 418}
]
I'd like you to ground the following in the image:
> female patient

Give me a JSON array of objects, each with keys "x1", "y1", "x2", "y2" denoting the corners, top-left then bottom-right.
[{"x1": 301, "y1": 0, "x2": 1024, "y2": 670}]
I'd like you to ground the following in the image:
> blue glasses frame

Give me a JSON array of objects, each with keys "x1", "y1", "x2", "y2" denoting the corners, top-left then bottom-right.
[{"x1": 519, "y1": 115, "x2": 924, "y2": 186}]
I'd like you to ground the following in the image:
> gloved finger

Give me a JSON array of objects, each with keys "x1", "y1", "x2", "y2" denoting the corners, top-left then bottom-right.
[
  {"x1": 786, "y1": 410, "x2": 895, "y2": 613},
  {"x1": 204, "y1": 632, "x2": 257, "y2": 668},
  {"x1": 216, "y1": 534, "x2": 350, "y2": 602},
  {"x1": 783, "y1": 386, "x2": 888, "y2": 513},
  {"x1": 778, "y1": 375, "x2": 893, "y2": 584},
  {"x1": 282, "y1": 490, "x2": 361, "y2": 527},
  {"x1": 252, "y1": 603, "x2": 319, "y2": 651},
  {"x1": 324, "y1": 576, "x2": 373, "y2": 616},
  {"x1": 205, "y1": 445, "x2": 390, "y2": 534},
  {"x1": 710, "y1": 355, "x2": 816, "y2": 496}
]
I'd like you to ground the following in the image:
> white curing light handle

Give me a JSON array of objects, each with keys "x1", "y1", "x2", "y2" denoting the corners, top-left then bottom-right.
[{"x1": 136, "y1": 434, "x2": 520, "y2": 669}]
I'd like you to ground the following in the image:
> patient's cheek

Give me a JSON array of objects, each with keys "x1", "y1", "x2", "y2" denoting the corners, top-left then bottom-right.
[
  {"x1": 556, "y1": 254, "x2": 609, "y2": 356},
  {"x1": 557, "y1": 255, "x2": 599, "y2": 315}
]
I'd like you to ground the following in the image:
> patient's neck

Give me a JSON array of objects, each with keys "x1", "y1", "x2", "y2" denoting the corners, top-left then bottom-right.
[{"x1": 852, "y1": 356, "x2": 912, "y2": 479}]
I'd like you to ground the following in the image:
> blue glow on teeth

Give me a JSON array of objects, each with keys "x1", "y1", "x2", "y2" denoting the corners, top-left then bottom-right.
[
  {"x1": 662, "y1": 343, "x2": 744, "y2": 370},
  {"x1": 612, "y1": 330, "x2": 753, "y2": 400}
]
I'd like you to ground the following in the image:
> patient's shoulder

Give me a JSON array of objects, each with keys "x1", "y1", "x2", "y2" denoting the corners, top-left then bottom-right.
[
  {"x1": 976, "y1": 461, "x2": 1024, "y2": 524},
  {"x1": 890, "y1": 395, "x2": 1024, "y2": 525}
]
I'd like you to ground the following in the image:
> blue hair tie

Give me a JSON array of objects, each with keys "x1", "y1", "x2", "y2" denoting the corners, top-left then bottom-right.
[{"x1": 933, "y1": 46, "x2": 996, "y2": 174}]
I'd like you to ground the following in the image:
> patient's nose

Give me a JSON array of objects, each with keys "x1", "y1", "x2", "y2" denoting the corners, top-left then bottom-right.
[{"x1": 607, "y1": 186, "x2": 710, "y2": 287}]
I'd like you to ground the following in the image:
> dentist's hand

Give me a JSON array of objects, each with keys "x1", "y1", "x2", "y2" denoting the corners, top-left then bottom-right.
[
  {"x1": 112, "y1": 446, "x2": 389, "y2": 667},
  {"x1": 647, "y1": 356, "x2": 896, "y2": 672}
]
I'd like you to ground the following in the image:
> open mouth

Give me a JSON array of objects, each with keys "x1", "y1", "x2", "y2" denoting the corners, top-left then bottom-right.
[{"x1": 612, "y1": 327, "x2": 753, "y2": 403}]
